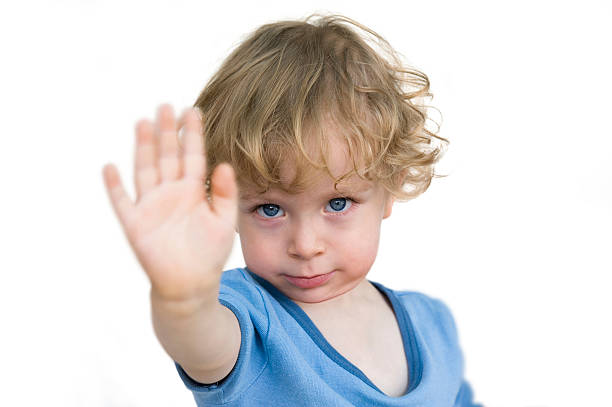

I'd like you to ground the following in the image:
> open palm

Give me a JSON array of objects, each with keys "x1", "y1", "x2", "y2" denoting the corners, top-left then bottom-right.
[{"x1": 102, "y1": 105, "x2": 237, "y2": 302}]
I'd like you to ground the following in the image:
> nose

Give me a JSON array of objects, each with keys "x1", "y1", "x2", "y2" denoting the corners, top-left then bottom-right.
[{"x1": 287, "y1": 220, "x2": 325, "y2": 260}]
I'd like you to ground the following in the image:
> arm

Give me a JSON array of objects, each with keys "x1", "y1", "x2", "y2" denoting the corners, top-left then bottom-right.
[
  {"x1": 432, "y1": 298, "x2": 482, "y2": 407},
  {"x1": 102, "y1": 104, "x2": 241, "y2": 383},
  {"x1": 454, "y1": 380, "x2": 483, "y2": 407},
  {"x1": 151, "y1": 290, "x2": 241, "y2": 384}
]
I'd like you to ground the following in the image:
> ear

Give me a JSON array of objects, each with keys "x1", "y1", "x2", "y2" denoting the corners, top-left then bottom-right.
[{"x1": 383, "y1": 195, "x2": 395, "y2": 219}]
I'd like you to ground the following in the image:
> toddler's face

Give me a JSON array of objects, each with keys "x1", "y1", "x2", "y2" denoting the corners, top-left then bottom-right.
[{"x1": 236, "y1": 135, "x2": 394, "y2": 304}]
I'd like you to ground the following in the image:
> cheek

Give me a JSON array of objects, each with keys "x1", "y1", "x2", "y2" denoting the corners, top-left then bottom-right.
[
  {"x1": 334, "y1": 220, "x2": 382, "y2": 267},
  {"x1": 238, "y1": 223, "x2": 283, "y2": 271}
]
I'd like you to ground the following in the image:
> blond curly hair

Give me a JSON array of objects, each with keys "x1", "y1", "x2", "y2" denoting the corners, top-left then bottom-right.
[{"x1": 194, "y1": 13, "x2": 446, "y2": 201}]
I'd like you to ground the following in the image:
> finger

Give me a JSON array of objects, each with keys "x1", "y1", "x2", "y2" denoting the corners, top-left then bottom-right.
[
  {"x1": 156, "y1": 104, "x2": 181, "y2": 182},
  {"x1": 102, "y1": 163, "x2": 136, "y2": 232},
  {"x1": 134, "y1": 119, "x2": 159, "y2": 201},
  {"x1": 180, "y1": 108, "x2": 206, "y2": 182},
  {"x1": 209, "y1": 163, "x2": 238, "y2": 225}
]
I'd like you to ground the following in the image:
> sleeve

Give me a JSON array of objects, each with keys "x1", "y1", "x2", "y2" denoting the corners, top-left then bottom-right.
[
  {"x1": 431, "y1": 298, "x2": 483, "y2": 407},
  {"x1": 173, "y1": 289, "x2": 270, "y2": 405}
]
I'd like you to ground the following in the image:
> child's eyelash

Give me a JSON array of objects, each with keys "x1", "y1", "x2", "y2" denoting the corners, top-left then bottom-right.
[
  {"x1": 326, "y1": 197, "x2": 358, "y2": 216},
  {"x1": 250, "y1": 197, "x2": 358, "y2": 216}
]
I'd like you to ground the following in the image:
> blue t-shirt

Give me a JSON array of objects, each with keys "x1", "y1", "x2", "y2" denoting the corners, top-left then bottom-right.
[{"x1": 175, "y1": 268, "x2": 481, "y2": 406}]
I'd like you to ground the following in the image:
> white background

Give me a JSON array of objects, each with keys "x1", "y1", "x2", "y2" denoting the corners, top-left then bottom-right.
[{"x1": 1, "y1": 1, "x2": 610, "y2": 406}]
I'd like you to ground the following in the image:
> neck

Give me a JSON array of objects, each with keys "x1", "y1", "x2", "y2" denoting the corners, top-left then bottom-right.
[{"x1": 293, "y1": 278, "x2": 378, "y2": 312}]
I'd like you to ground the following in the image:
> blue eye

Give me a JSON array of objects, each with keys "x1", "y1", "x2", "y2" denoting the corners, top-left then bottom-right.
[
  {"x1": 326, "y1": 198, "x2": 352, "y2": 213},
  {"x1": 256, "y1": 204, "x2": 284, "y2": 218}
]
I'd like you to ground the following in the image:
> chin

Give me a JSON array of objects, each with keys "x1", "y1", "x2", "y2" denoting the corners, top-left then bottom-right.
[
  {"x1": 288, "y1": 292, "x2": 334, "y2": 304},
  {"x1": 287, "y1": 281, "x2": 359, "y2": 304}
]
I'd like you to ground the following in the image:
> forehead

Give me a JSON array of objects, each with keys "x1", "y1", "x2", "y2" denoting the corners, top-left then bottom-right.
[{"x1": 239, "y1": 126, "x2": 374, "y2": 199}]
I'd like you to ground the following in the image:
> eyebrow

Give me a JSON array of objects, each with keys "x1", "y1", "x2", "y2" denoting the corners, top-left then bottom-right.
[
  {"x1": 240, "y1": 183, "x2": 373, "y2": 200},
  {"x1": 335, "y1": 182, "x2": 372, "y2": 194}
]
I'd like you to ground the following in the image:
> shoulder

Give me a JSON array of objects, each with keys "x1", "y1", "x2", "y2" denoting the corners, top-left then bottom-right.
[
  {"x1": 216, "y1": 267, "x2": 272, "y2": 330},
  {"x1": 219, "y1": 267, "x2": 253, "y2": 288},
  {"x1": 395, "y1": 290, "x2": 455, "y2": 318},
  {"x1": 391, "y1": 289, "x2": 460, "y2": 343},
  {"x1": 218, "y1": 267, "x2": 265, "y2": 304}
]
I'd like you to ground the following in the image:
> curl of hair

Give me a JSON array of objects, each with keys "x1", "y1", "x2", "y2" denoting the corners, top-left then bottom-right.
[{"x1": 194, "y1": 13, "x2": 447, "y2": 201}]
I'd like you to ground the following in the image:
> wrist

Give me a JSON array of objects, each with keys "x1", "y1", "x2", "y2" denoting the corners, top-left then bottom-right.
[{"x1": 150, "y1": 284, "x2": 220, "y2": 317}]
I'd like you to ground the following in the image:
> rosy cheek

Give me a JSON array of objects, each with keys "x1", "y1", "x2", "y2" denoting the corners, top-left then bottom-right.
[
  {"x1": 241, "y1": 231, "x2": 282, "y2": 269},
  {"x1": 348, "y1": 240, "x2": 378, "y2": 264},
  {"x1": 338, "y1": 225, "x2": 381, "y2": 267}
]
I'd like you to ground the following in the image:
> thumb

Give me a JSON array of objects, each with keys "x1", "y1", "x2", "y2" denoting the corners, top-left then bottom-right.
[{"x1": 209, "y1": 163, "x2": 238, "y2": 225}]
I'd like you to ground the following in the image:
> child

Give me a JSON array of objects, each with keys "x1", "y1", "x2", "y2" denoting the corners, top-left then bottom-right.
[{"x1": 102, "y1": 14, "x2": 480, "y2": 406}]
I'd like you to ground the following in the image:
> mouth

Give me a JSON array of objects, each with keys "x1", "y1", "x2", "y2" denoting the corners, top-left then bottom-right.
[{"x1": 283, "y1": 271, "x2": 335, "y2": 289}]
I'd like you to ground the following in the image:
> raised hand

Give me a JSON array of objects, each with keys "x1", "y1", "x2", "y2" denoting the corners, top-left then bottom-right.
[{"x1": 102, "y1": 104, "x2": 238, "y2": 303}]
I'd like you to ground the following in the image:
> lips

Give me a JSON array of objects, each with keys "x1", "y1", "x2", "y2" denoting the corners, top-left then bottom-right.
[
  {"x1": 283, "y1": 271, "x2": 335, "y2": 289},
  {"x1": 293, "y1": 273, "x2": 326, "y2": 279}
]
